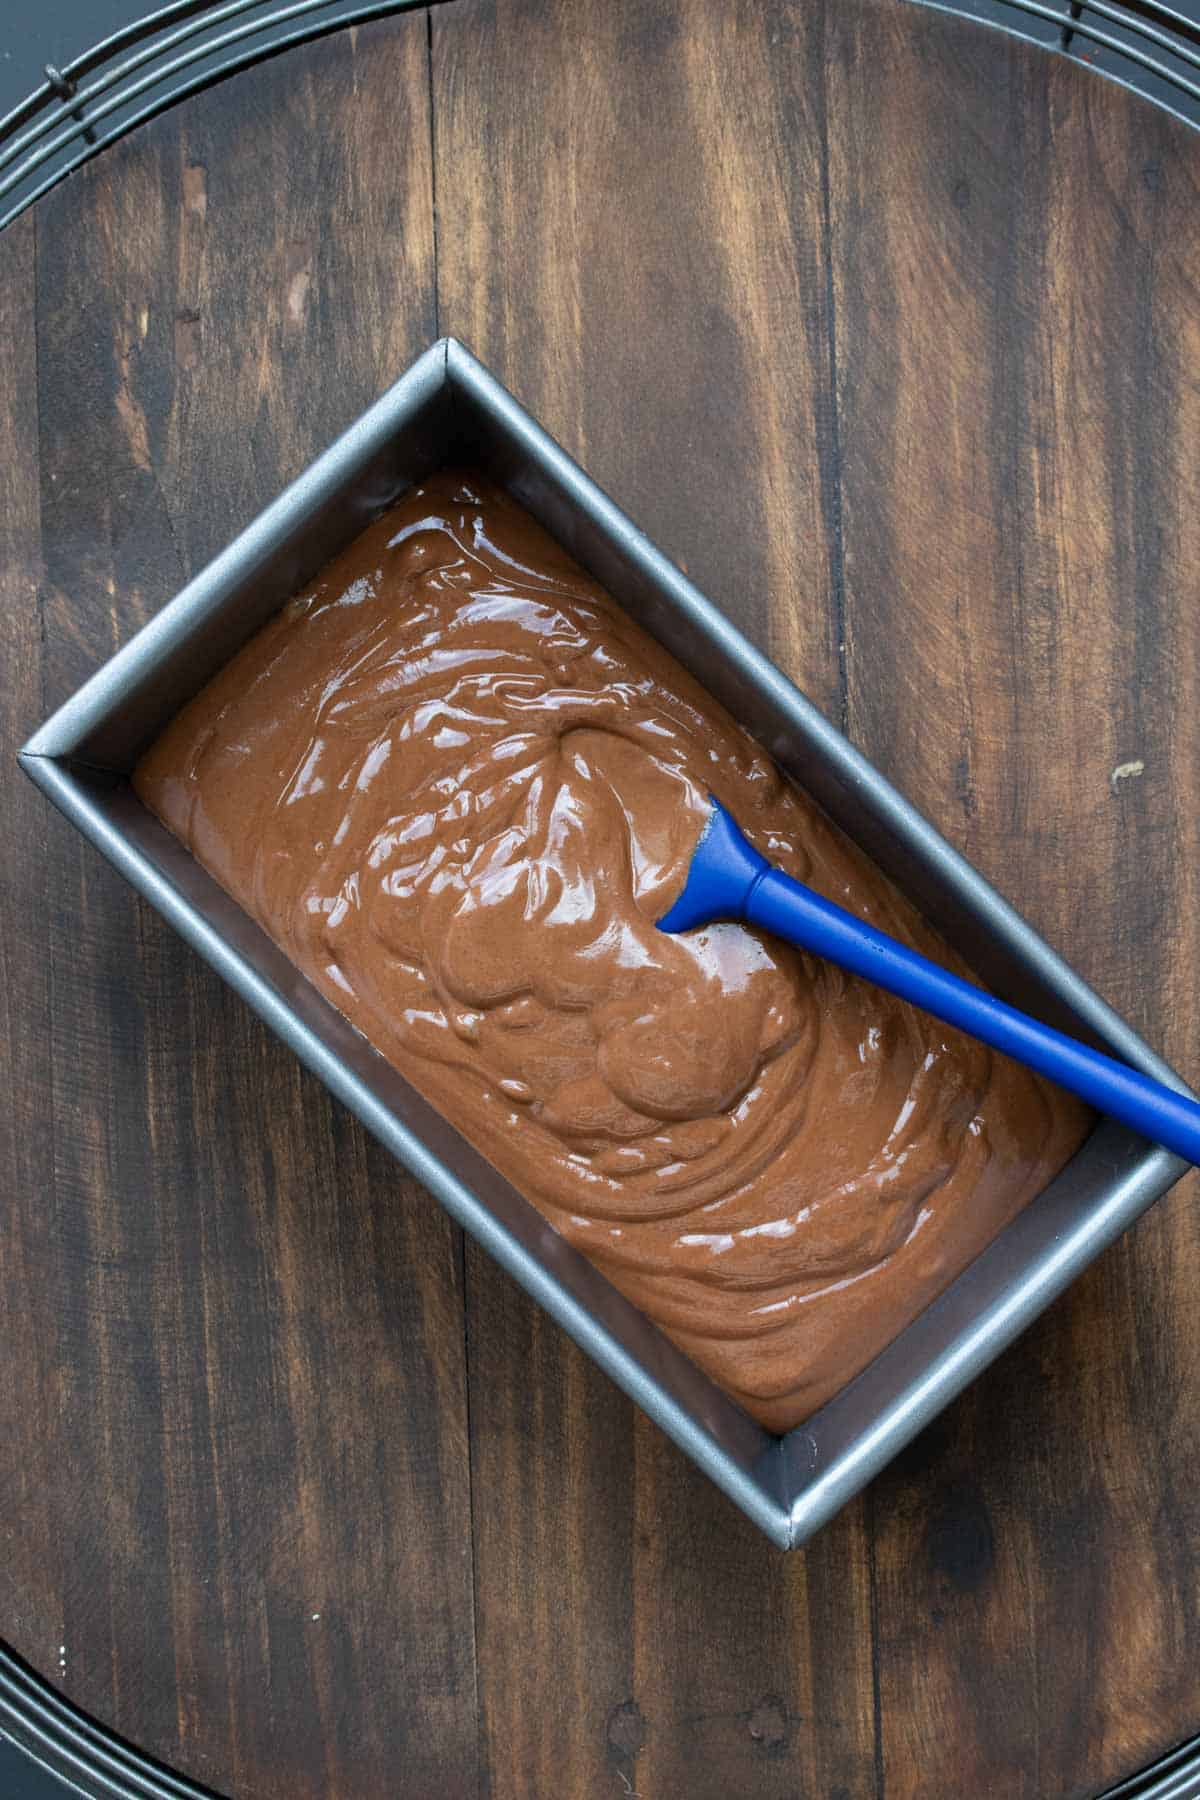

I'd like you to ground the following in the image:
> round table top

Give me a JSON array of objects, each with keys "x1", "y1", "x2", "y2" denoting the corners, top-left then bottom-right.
[{"x1": 2, "y1": 2, "x2": 1199, "y2": 1796}]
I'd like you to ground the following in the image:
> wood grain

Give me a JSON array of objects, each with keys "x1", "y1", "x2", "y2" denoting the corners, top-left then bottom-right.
[
  {"x1": 825, "y1": 7, "x2": 1200, "y2": 1797},
  {"x1": 432, "y1": 5, "x2": 875, "y2": 1799},
  {"x1": 2, "y1": 0, "x2": 1199, "y2": 1796},
  {"x1": 0, "y1": 213, "x2": 65, "y2": 1706},
  {"x1": 8, "y1": 18, "x2": 480, "y2": 1799}
]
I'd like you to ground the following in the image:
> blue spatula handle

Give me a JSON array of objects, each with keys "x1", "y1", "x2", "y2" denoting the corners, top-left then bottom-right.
[
  {"x1": 747, "y1": 866, "x2": 1199, "y2": 1165},
  {"x1": 659, "y1": 800, "x2": 1197, "y2": 1164}
]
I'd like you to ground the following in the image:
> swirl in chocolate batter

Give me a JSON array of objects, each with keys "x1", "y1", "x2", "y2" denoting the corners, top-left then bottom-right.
[{"x1": 135, "y1": 473, "x2": 1089, "y2": 1431}]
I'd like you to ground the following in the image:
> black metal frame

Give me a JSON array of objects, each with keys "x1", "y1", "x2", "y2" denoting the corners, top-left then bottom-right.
[
  {"x1": 1, "y1": 0, "x2": 1199, "y2": 1793},
  {"x1": 1, "y1": 1631, "x2": 1198, "y2": 1800},
  {"x1": 0, "y1": 0, "x2": 448, "y2": 231},
  {"x1": 0, "y1": 0, "x2": 1198, "y2": 230},
  {"x1": 914, "y1": 0, "x2": 1200, "y2": 126},
  {"x1": 0, "y1": 1642, "x2": 219, "y2": 1798}
]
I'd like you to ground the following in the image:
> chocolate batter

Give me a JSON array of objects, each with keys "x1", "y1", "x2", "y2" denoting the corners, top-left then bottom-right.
[{"x1": 135, "y1": 473, "x2": 1089, "y2": 1431}]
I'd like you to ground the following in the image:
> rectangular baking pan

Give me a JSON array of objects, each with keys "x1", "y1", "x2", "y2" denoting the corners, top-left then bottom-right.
[{"x1": 20, "y1": 338, "x2": 1188, "y2": 1548}]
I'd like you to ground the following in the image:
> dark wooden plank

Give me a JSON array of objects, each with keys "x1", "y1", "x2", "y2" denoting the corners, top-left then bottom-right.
[
  {"x1": 13, "y1": 18, "x2": 480, "y2": 1800},
  {"x1": 432, "y1": 0, "x2": 845, "y2": 718},
  {"x1": 5, "y1": 1, "x2": 1200, "y2": 1796},
  {"x1": 0, "y1": 214, "x2": 67, "y2": 1700},
  {"x1": 432, "y1": 5, "x2": 877, "y2": 1798},
  {"x1": 825, "y1": 5, "x2": 1200, "y2": 1796}
]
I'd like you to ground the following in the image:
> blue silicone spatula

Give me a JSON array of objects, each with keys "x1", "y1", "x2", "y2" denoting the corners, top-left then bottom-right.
[{"x1": 657, "y1": 798, "x2": 1200, "y2": 1166}]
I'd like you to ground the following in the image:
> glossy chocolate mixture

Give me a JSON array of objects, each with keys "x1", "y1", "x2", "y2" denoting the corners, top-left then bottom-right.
[{"x1": 135, "y1": 473, "x2": 1089, "y2": 1431}]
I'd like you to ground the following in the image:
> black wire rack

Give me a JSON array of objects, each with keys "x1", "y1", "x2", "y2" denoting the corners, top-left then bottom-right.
[
  {"x1": 1, "y1": 1626, "x2": 1199, "y2": 1800},
  {"x1": 2, "y1": 0, "x2": 1200, "y2": 1796},
  {"x1": 913, "y1": 0, "x2": 1200, "y2": 124},
  {"x1": 0, "y1": 0, "x2": 437, "y2": 231},
  {"x1": 0, "y1": 0, "x2": 1198, "y2": 232}
]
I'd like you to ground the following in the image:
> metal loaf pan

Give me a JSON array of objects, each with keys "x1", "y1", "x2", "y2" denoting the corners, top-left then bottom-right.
[{"x1": 20, "y1": 338, "x2": 1188, "y2": 1548}]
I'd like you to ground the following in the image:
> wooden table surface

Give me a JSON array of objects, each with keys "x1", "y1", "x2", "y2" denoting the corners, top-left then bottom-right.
[{"x1": 2, "y1": 2, "x2": 1199, "y2": 1796}]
